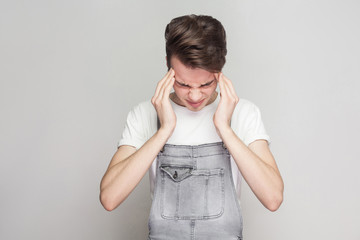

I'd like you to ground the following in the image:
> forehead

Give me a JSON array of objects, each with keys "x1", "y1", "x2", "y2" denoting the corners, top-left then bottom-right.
[{"x1": 171, "y1": 57, "x2": 215, "y2": 85}]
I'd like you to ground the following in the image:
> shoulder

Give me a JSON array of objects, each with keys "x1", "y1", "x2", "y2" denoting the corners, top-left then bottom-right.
[
  {"x1": 128, "y1": 100, "x2": 156, "y2": 118},
  {"x1": 231, "y1": 98, "x2": 265, "y2": 131},
  {"x1": 232, "y1": 98, "x2": 270, "y2": 145},
  {"x1": 134, "y1": 100, "x2": 154, "y2": 111},
  {"x1": 119, "y1": 100, "x2": 157, "y2": 149},
  {"x1": 125, "y1": 99, "x2": 157, "y2": 131},
  {"x1": 234, "y1": 98, "x2": 261, "y2": 116},
  {"x1": 124, "y1": 99, "x2": 157, "y2": 136}
]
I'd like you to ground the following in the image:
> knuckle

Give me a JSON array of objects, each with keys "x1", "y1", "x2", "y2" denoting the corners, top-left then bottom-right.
[{"x1": 155, "y1": 99, "x2": 162, "y2": 106}]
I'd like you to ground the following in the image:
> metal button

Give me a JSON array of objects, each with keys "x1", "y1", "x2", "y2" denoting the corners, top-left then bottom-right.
[{"x1": 173, "y1": 171, "x2": 178, "y2": 179}]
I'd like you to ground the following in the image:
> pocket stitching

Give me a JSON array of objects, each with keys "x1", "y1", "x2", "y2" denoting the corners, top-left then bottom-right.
[{"x1": 160, "y1": 167, "x2": 225, "y2": 220}]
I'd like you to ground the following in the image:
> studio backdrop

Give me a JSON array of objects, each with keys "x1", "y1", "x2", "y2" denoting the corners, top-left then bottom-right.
[{"x1": 0, "y1": 0, "x2": 359, "y2": 239}]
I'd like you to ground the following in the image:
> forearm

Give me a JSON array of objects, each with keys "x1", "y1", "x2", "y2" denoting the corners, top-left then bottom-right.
[
  {"x1": 100, "y1": 129, "x2": 170, "y2": 211},
  {"x1": 218, "y1": 126, "x2": 283, "y2": 211},
  {"x1": 100, "y1": 69, "x2": 176, "y2": 211}
]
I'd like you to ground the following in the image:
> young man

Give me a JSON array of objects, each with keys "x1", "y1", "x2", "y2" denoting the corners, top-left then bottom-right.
[{"x1": 100, "y1": 15, "x2": 283, "y2": 239}]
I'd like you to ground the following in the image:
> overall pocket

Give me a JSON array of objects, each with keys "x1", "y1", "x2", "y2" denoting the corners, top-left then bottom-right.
[{"x1": 160, "y1": 164, "x2": 224, "y2": 220}]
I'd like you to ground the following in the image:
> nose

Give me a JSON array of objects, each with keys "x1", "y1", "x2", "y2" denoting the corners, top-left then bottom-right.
[{"x1": 188, "y1": 88, "x2": 202, "y2": 102}]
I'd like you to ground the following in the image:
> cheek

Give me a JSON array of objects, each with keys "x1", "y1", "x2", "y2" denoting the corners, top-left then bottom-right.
[
  {"x1": 173, "y1": 86, "x2": 188, "y2": 97},
  {"x1": 204, "y1": 85, "x2": 217, "y2": 95}
]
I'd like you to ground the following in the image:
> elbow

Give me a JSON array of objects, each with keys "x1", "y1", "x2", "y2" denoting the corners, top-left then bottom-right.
[
  {"x1": 265, "y1": 191, "x2": 283, "y2": 212},
  {"x1": 265, "y1": 178, "x2": 284, "y2": 212},
  {"x1": 100, "y1": 190, "x2": 121, "y2": 212}
]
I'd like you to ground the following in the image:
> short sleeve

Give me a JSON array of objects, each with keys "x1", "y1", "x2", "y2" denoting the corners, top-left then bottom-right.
[
  {"x1": 242, "y1": 103, "x2": 271, "y2": 146},
  {"x1": 117, "y1": 104, "x2": 149, "y2": 149}
]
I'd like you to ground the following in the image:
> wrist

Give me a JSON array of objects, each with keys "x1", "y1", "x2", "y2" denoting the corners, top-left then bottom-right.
[
  {"x1": 157, "y1": 126, "x2": 174, "y2": 141},
  {"x1": 215, "y1": 123, "x2": 233, "y2": 139},
  {"x1": 214, "y1": 118, "x2": 231, "y2": 131}
]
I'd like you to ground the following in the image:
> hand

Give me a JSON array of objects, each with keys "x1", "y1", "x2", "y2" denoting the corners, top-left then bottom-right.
[
  {"x1": 151, "y1": 68, "x2": 177, "y2": 136},
  {"x1": 213, "y1": 73, "x2": 239, "y2": 134}
]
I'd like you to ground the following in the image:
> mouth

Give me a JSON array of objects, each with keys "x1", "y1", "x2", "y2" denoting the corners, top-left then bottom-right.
[{"x1": 186, "y1": 99, "x2": 205, "y2": 108}]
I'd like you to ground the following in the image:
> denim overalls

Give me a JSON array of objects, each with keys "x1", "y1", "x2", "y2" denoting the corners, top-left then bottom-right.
[{"x1": 148, "y1": 142, "x2": 243, "y2": 240}]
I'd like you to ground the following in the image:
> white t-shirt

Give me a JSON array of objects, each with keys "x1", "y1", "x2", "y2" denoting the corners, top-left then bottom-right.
[{"x1": 118, "y1": 94, "x2": 270, "y2": 200}]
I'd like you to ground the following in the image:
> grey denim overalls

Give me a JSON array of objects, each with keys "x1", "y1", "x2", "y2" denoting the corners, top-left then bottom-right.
[{"x1": 147, "y1": 141, "x2": 243, "y2": 240}]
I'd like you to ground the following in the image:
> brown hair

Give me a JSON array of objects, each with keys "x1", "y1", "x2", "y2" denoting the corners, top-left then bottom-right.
[{"x1": 165, "y1": 14, "x2": 227, "y2": 73}]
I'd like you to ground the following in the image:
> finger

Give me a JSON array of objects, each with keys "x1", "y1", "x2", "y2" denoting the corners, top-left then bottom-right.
[
  {"x1": 154, "y1": 68, "x2": 174, "y2": 98},
  {"x1": 163, "y1": 75, "x2": 175, "y2": 97},
  {"x1": 215, "y1": 72, "x2": 220, "y2": 82},
  {"x1": 153, "y1": 69, "x2": 174, "y2": 103},
  {"x1": 219, "y1": 74, "x2": 235, "y2": 98},
  {"x1": 218, "y1": 73, "x2": 225, "y2": 97},
  {"x1": 222, "y1": 75, "x2": 237, "y2": 99},
  {"x1": 219, "y1": 73, "x2": 235, "y2": 103},
  {"x1": 223, "y1": 79, "x2": 234, "y2": 100},
  {"x1": 222, "y1": 76, "x2": 233, "y2": 98},
  {"x1": 158, "y1": 76, "x2": 174, "y2": 102},
  {"x1": 222, "y1": 76, "x2": 239, "y2": 104},
  {"x1": 157, "y1": 69, "x2": 175, "y2": 102}
]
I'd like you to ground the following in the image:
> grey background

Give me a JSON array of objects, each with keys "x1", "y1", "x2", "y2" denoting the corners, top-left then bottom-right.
[{"x1": 1, "y1": 0, "x2": 359, "y2": 239}]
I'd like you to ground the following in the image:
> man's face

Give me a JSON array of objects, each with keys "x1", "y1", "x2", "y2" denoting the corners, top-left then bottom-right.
[{"x1": 171, "y1": 57, "x2": 218, "y2": 112}]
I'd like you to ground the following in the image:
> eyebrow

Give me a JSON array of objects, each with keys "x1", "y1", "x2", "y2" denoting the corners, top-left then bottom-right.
[
  {"x1": 200, "y1": 79, "x2": 215, "y2": 86},
  {"x1": 175, "y1": 79, "x2": 215, "y2": 87},
  {"x1": 175, "y1": 80, "x2": 189, "y2": 87}
]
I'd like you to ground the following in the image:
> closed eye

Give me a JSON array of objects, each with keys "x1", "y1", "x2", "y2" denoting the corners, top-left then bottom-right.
[
  {"x1": 175, "y1": 81, "x2": 190, "y2": 88},
  {"x1": 175, "y1": 79, "x2": 215, "y2": 88},
  {"x1": 200, "y1": 80, "x2": 215, "y2": 87}
]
